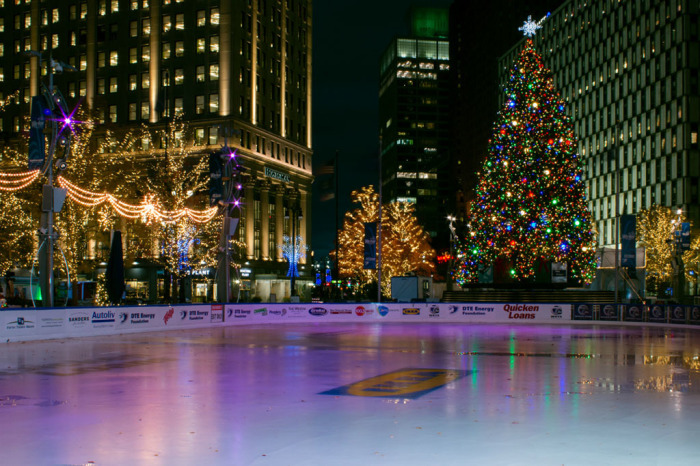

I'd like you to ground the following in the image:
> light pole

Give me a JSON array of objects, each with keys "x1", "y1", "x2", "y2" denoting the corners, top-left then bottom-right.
[
  {"x1": 27, "y1": 51, "x2": 74, "y2": 307},
  {"x1": 446, "y1": 215, "x2": 457, "y2": 292},
  {"x1": 670, "y1": 208, "x2": 686, "y2": 303}
]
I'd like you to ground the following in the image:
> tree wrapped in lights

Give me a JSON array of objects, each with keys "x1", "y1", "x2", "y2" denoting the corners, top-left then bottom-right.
[
  {"x1": 455, "y1": 39, "x2": 597, "y2": 285},
  {"x1": 637, "y1": 205, "x2": 699, "y2": 294},
  {"x1": 335, "y1": 186, "x2": 435, "y2": 297}
]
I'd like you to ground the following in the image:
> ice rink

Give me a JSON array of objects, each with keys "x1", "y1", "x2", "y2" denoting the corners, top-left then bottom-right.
[{"x1": 2, "y1": 322, "x2": 700, "y2": 465}]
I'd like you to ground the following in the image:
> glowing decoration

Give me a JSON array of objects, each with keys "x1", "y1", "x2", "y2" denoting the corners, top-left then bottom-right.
[
  {"x1": 454, "y1": 39, "x2": 597, "y2": 285},
  {"x1": 518, "y1": 13, "x2": 550, "y2": 37},
  {"x1": 279, "y1": 235, "x2": 307, "y2": 278},
  {"x1": 57, "y1": 176, "x2": 218, "y2": 223},
  {"x1": 0, "y1": 169, "x2": 41, "y2": 191}
]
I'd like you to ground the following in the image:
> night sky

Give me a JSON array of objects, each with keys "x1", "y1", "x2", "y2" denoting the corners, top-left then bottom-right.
[{"x1": 311, "y1": 0, "x2": 453, "y2": 260}]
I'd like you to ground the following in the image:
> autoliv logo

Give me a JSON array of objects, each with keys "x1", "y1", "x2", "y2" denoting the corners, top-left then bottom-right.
[
  {"x1": 503, "y1": 304, "x2": 539, "y2": 320},
  {"x1": 92, "y1": 310, "x2": 115, "y2": 324}
]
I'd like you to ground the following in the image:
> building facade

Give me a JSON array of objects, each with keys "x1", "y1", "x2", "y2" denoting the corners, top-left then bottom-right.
[
  {"x1": 378, "y1": 7, "x2": 451, "y2": 250},
  {"x1": 499, "y1": 0, "x2": 699, "y2": 250},
  {"x1": 0, "y1": 0, "x2": 313, "y2": 301}
]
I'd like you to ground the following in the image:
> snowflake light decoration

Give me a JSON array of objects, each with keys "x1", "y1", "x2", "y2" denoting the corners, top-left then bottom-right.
[{"x1": 518, "y1": 13, "x2": 550, "y2": 37}]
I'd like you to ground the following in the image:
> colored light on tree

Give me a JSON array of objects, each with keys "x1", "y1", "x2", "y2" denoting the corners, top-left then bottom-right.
[{"x1": 454, "y1": 39, "x2": 597, "y2": 285}]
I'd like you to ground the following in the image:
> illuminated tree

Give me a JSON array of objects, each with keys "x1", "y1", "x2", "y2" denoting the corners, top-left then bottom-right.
[
  {"x1": 0, "y1": 191, "x2": 35, "y2": 276},
  {"x1": 455, "y1": 39, "x2": 597, "y2": 285},
  {"x1": 637, "y1": 205, "x2": 698, "y2": 294},
  {"x1": 335, "y1": 185, "x2": 435, "y2": 296}
]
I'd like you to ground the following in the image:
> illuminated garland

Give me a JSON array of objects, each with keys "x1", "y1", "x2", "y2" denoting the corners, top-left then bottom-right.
[
  {"x1": 57, "y1": 176, "x2": 218, "y2": 224},
  {"x1": 0, "y1": 169, "x2": 41, "y2": 191}
]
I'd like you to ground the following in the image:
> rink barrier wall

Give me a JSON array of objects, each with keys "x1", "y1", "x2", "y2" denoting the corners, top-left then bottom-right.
[{"x1": 1, "y1": 302, "x2": 700, "y2": 342}]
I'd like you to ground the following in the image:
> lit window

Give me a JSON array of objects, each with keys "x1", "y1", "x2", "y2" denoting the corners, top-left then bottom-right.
[
  {"x1": 163, "y1": 15, "x2": 171, "y2": 33},
  {"x1": 209, "y1": 126, "x2": 218, "y2": 145},
  {"x1": 142, "y1": 18, "x2": 150, "y2": 36},
  {"x1": 81, "y1": 3, "x2": 88, "y2": 20},
  {"x1": 141, "y1": 73, "x2": 149, "y2": 89},
  {"x1": 130, "y1": 1, "x2": 138, "y2": 10},
  {"x1": 110, "y1": 51, "x2": 118, "y2": 66},
  {"x1": 175, "y1": 41, "x2": 184, "y2": 57},
  {"x1": 24, "y1": 14, "x2": 31, "y2": 28},
  {"x1": 195, "y1": 128, "x2": 205, "y2": 145},
  {"x1": 98, "y1": 51, "x2": 106, "y2": 67},
  {"x1": 210, "y1": 94, "x2": 219, "y2": 113},
  {"x1": 52, "y1": 8, "x2": 59, "y2": 23},
  {"x1": 196, "y1": 95, "x2": 205, "y2": 114},
  {"x1": 174, "y1": 98, "x2": 184, "y2": 115},
  {"x1": 79, "y1": 81, "x2": 87, "y2": 96},
  {"x1": 142, "y1": 45, "x2": 150, "y2": 62},
  {"x1": 52, "y1": 34, "x2": 59, "y2": 48},
  {"x1": 129, "y1": 47, "x2": 137, "y2": 64},
  {"x1": 196, "y1": 66, "x2": 205, "y2": 82},
  {"x1": 174, "y1": 69, "x2": 184, "y2": 85},
  {"x1": 111, "y1": 0, "x2": 119, "y2": 13},
  {"x1": 109, "y1": 105, "x2": 117, "y2": 123},
  {"x1": 0, "y1": 18, "x2": 3, "y2": 32},
  {"x1": 99, "y1": 0, "x2": 107, "y2": 15},
  {"x1": 130, "y1": 21, "x2": 137, "y2": 36},
  {"x1": 141, "y1": 102, "x2": 149, "y2": 120},
  {"x1": 175, "y1": 14, "x2": 184, "y2": 30},
  {"x1": 109, "y1": 77, "x2": 118, "y2": 93},
  {"x1": 197, "y1": 10, "x2": 206, "y2": 26},
  {"x1": 129, "y1": 75, "x2": 137, "y2": 90},
  {"x1": 210, "y1": 64, "x2": 219, "y2": 81},
  {"x1": 97, "y1": 78, "x2": 105, "y2": 94},
  {"x1": 197, "y1": 38, "x2": 205, "y2": 53},
  {"x1": 210, "y1": 8, "x2": 219, "y2": 26},
  {"x1": 0, "y1": 44, "x2": 3, "y2": 57},
  {"x1": 129, "y1": 103, "x2": 137, "y2": 120},
  {"x1": 80, "y1": 55, "x2": 87, "y2": 71},
  {"x1": 70, "y1": 32, "x2": 77, "y2": 46},
  {"x1": 162, "y1": 43, "x2": 171, "y2": 59},
  {"x1": 210, "y1": 36, "x2": 219, "y2": 53},
  {"x1": 142, "y1": 0, "x2": 149, "y2": 8}
]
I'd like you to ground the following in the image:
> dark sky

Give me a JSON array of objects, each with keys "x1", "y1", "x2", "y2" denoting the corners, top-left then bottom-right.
[{"x1": 311, "y1": 0, "x2": 453, "y2": 260}]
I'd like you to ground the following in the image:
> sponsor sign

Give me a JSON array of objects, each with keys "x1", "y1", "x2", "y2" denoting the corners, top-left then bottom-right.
[
  {"x1": 503, "y1": 303, "x2": 540, "y2": 320},
  {"x1": 268, "y1": 308, "x2": 287, "y2": 317},
  {"x1": 550, "y1": 305, "x2": 564, "y2": 320},
  {"x1": 669, "y1": 305, "x2": 686, "y2": 324},
  {"x1": 573, "y1": 304, "x2": 593, "y2": 320},
  {"x1": 459, "y1": 305, "x2": 495, "y2": 316},
  {"x1": 689, "y1": 306, "x2": 700, "y2": 325},
  {"x1": 5, "y1": 315, "x2": 36, "y2": 330},
  {"x1": 429, "y1": 306, "x2": 440, "y2": 318},
  {"x1": 118, "y1": 311, "x2": 157, "y2": 325},
  {"x1": 254, "y1": 308, "x2": 268, "y2": 317},
  {"x1": 355, "y1": 305, "x2": 374, "y2": 317},
  {"x1": 402, "y1": 308, "x2": 420, "y2": 316},
  {"x1": 320, "y1": 368, "x2": 470, "y2": 399},
  {"x1": 308, "y1": 307, "x2": 328, "y2": 317},
  {"x1": 599, "y1": 304, "x2": 619, "y2": 321},
  {"x1": 330, "y1": 307, "x2": 352, "y2": 315},
  {"x1": 377, "y1": 305, "x2": 389, "y2": 317},
  {"x1": 163, "y1": 307, "x2": 175, "y2": 325},
  {"x1": 648, "y1": 305, "x2": 667, "y2": 323},
  {"x1": 211, "y1": 304, "x2": 224, "y2": 323},
  {"x1": 623, "y1": 304, "x2": 643, "y2": 322}
]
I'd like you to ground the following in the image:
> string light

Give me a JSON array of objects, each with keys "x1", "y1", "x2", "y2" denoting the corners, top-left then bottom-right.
[{"x1": 0, "y1": 169, "x2": 41, "y2": 191}]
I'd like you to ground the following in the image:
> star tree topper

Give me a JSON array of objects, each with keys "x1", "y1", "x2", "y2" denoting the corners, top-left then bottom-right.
[{"x1": 518, "y1": 13, "x2": 550, "y2": 37}]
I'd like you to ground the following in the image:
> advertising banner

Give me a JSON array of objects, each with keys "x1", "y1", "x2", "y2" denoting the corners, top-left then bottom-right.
[
  {"x1": 599, "y1": 304, "x2": 620, "y2": 321},
  {"x1": 689, "y1": 306, "x2": 700, "y2": 325},
  {"x1": 647, "y1": 304, "x2": 667, "y2": 323},
  {"x1": 620, "y1": 215, "x2": 636, "y2": 268},
  {"x1": 572, "y1": 304, "x2": 594, "y2": 320},
  {"x1": 622, "y1": 304, "x2": 644, "y2": 322},
  {"x1": 668, "y1": 305, "x2": 687, "y2": 324},
  {"x1": 363, "y1": 222, "x2": 377, "y2": 269}
]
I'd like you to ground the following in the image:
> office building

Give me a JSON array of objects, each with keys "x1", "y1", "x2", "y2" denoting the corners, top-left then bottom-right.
[
  {"x1": 0, "y1": 0, "x2": 313, "y2": 301},
  {"x1": 378, "y1": 6, "x2": 450, "y2": 250}
]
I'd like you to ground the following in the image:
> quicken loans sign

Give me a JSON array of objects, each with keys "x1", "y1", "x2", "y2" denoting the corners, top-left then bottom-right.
[{"x1": 264, "y1": 167, "x2": 290, "y2": 183}]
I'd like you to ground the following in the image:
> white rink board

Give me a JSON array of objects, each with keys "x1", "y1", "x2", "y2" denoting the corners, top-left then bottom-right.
[{"x1": 0, "y1": 302, "x2": 570, "y2": 342}]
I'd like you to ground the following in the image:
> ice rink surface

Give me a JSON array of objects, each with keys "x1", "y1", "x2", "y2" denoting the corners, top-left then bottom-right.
[{"x1": 2, "y1": 322, "x2": 700, "y2": 465}]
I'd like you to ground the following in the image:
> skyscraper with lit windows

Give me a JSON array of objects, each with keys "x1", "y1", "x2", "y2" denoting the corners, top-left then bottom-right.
[
  {"x1": 0, "y1": 0, "x2": 313, "y2": 301},
  {"x1": 499, "y1": 0, "x2": 699, "y2": 252},
  {"x1": 379, "y1": 6, "x2": 450, "y2": 249}
]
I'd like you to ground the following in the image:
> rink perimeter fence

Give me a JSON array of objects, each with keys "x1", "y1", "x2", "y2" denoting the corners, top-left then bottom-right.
[{"x1": 2, "y1": 302, "x2": 700, "y2": 343}]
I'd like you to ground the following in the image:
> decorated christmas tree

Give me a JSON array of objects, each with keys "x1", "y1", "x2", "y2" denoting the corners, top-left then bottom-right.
[{"x1": 455, "y1": 28, "x2": 597, "y2": 286}]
